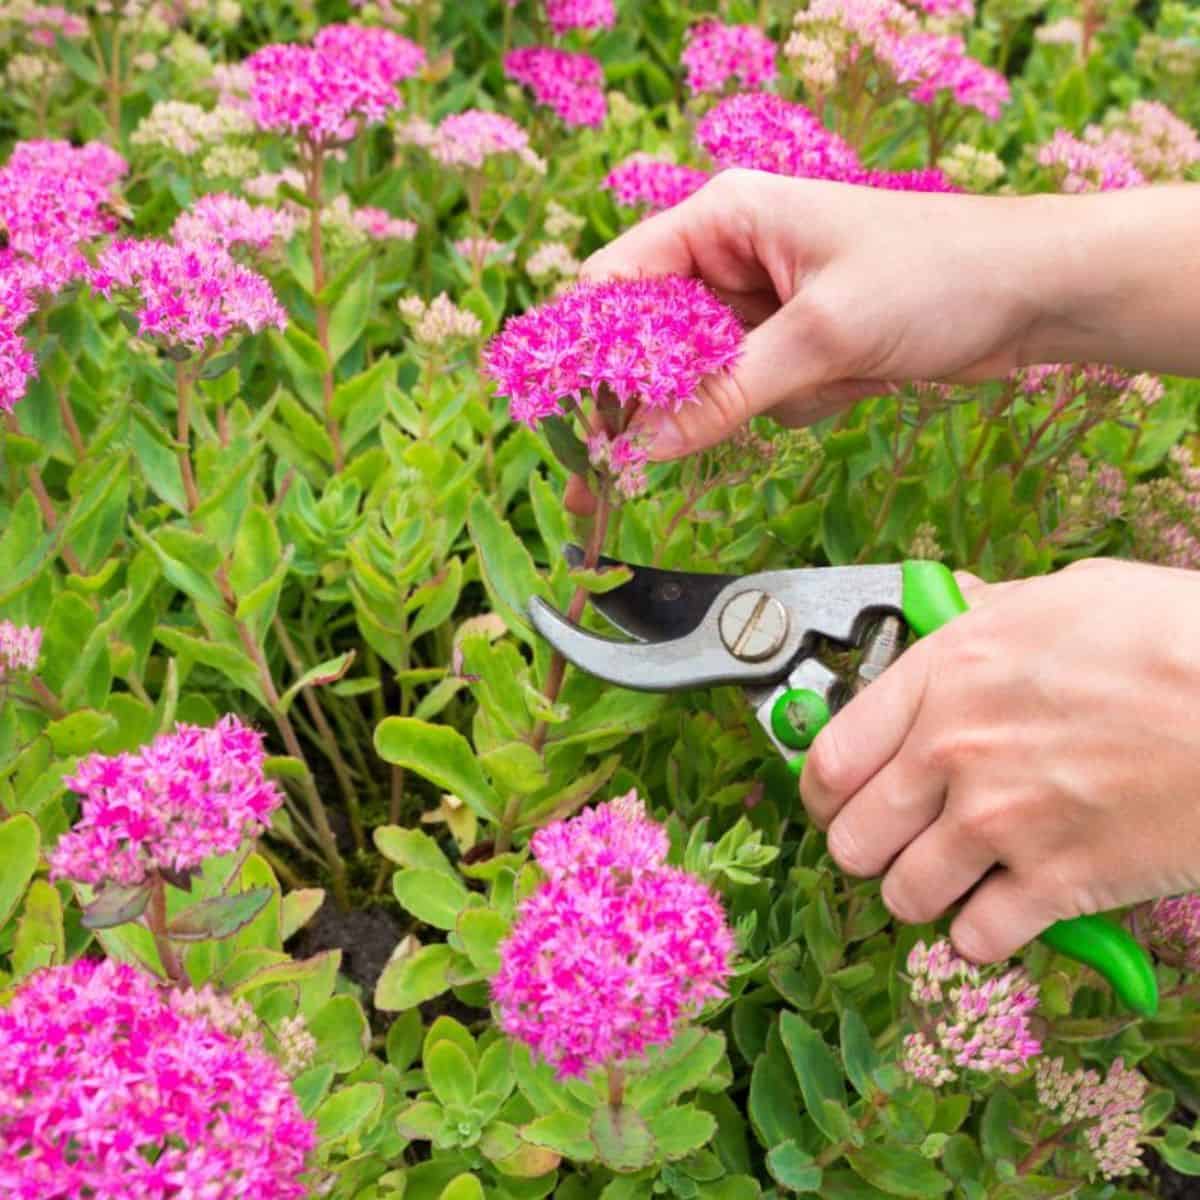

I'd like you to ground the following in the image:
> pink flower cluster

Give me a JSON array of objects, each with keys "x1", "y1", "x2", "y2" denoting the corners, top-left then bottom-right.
[
  {"x1": 49, "y1": 715, "x2": 285, "y2": 888},
  {"x1": 21, "y1": 4, "x2": 87, "y2": 47},
  {"x1": 1036, "y1": 1056, "x2": 1148, "y2": 1179},
  {"x1": 0, "y1": 620, "x2": 41, "y2": 677},
  {"x1": 1130, "y1": 446, "x2": 1200, "y2": 570},
  {"x1": 546, "y1": 0, "x2": 616, "y2": 36},
  {"x1": 353, "y1": 205, "x2": 418, "y2": 241},
  {"x1": 173, "y1": 192, "x2": 298, "y2": 251},
  {"x1": 429, "y1": 110, "x2": 544, "y2": 171},
  {"x1": 484, "y1": 274, "x2": 744, "y2": 427},
  {"x1": 1036, "y1": 130, "x2": 1146, "y2": 193},
  {"x1": 1141, "y1": 893, "x2": 1200, "y2": 970},
  {"x1": 681, "y1": 21, "x2": 778, "y2": 95},
  {"x1": 0, "y1": 275, "x2": 37, "y2": 413},
  {"x1": 454, "y1": 237, "x2": 511, "y2": 268},
  {"x1": 904, "y1": 0, "x2": 974, "y2": 16},
  {"x1": 91, "y1": 237, "x2": 288, "y2": 352},
  {"x1": 587, "y1": 431, "x2": 649, "y2": 498},
  {"x1": 0, "y1": 959, "x2": 315, "y2": 1199},
  {"x1": 901, "y1": 939, "x2": 1041, "y2": 1087},
  {"x1": 504, "y1": 47, "x2": 607, "y2": 128},
  {"x1": 492, "y1": 793, "x2": 734, "y2": 1079},
  {"x1": 887, "y1": 32, "x2": 1011, "y2": 118},
  {"x1": 311, "y1": 22, "x2": 427, "y2": 85},
  {"x1": 604, "y1": 154, "x2": 710, "y2": 212},
  {"x1": 245, "y1": 30, "x2": 414, "y2": 144}
]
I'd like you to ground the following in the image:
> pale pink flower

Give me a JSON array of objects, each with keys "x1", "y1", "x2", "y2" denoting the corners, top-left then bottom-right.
[
  {"x1": 1036, "y1": 1057, "x2": 1148, "y2": 1178},
  {"x1": 49, "y1": 715, "x2": 285, "y2": 888},
  {"x1": 0, "y1": 959, "x2": 315, "y2": 1199},
  {"x1": 242, "y1": 166, "x2": 306, "y2": 199},
  {"x1": 493, "y1": 794, "x2": 734, "y2": 1079},
  {"x1": 454, "y1": 237, "x2": 511, "y2": 268},
  {"x1": 22, "y1": 4, "x2": 87, "y2": 47},
  {"x1": 311, "y1": 22, "x2": 426, "y2": 85},
  {"x1": 353, "y1": 205, "x2": 417, "y2": 241},
  {"x1": 681, "y1": 21, "x2": 778, "y2": 95},
  {"x1": 504, "y1": 46, "x2": 607, "y2": 128},
  {"x1": 1037, "y1": 129, "x2": 1146, "y2": 192},
  {"x1": 546, "y1": 0, "x2": 616, "y2": 35},
  {"x1": 483, "y1": 275, "x2": 744, "y2": 427},
  {"x1": 901, "y1": 938, "x2": 1041, "y2": 1086},
  {"x1": 172, "y1": 192, "x2": 297, "y2": 250},
  {"x1": 0, "y1": 620, "x2": 41, "y2": 676},
  {"x1": 398, "y1": 293, "x2": 482, "y2": 347},
  {"x1": 604, "y1": 153, "x2": 710, "y2": 212},
  {"x1": 91, "y1": 238, "x2": 288, "y2": 352},
  {"x1": 430, "y1": 110, "x2": 544, "y2": 171},
  {"x1": 1089, "y1": 101, "x2": 1200, "y2": 181},
  {"x1": 885, "y1": 32, "x2": 1010, "y2": 118},
  {"x1": 526, "y1": 240, "x2": 580, "y2": 282},
  {"x1": 904, "y1": 0, "x2": 974, "y2": 16},
  {"x1": 1141, "y1": 893, "x2": 1200, "y2": 970}
]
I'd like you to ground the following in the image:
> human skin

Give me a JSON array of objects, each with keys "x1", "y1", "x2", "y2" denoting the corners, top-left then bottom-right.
[{"x1": 575, "y1": 169, "x2": 1200, "y2": 963}]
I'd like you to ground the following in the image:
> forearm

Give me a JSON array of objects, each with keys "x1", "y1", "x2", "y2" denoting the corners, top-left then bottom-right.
[{"x1": 1022, "y1": 185, "x2": 1200, "y2": 377}]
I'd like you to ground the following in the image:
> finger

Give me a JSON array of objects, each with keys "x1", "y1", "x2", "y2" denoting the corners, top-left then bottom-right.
[
  {"x1": 801, "y1": 636, "x2": 935, "y2": 829},
  {"x1": 825, "y1": 756, "x2": 946, "y2": 878},
  {"x1": 627, "y1": 306, "x2": 830, "y2": 461},
  {"x1": 950, "y1": 869, "x2": 1061, "y2": 964},
  {"x1": 581, "y1": 200, "x2": 699, "y2": 284},
  {"x1": 880, "y1": 814, "x2": 997, "y2": 925},
  {"x1": 565, "y1": 474, "x2": 597, "y2": 517}
]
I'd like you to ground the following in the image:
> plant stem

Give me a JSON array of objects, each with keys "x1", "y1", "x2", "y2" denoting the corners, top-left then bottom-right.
[
  {"x1": 28, "y1": 677, "x2": 65, "y2": 718},
  {"x1": 306, "y1": 143, "x2": 345, "y2": 473},
  {"x1": 146, "y1": 870, "x2": 185, "y2": 986},
  {"x1": 607, "y1": 1065, "x2": 626, "y2": 1108},
  {"x1": 175, "y1": 363, "x2": 201, "y2": 514},
  {"x1": 6, "y1": 413, "x2": 85, "y2": 574}
]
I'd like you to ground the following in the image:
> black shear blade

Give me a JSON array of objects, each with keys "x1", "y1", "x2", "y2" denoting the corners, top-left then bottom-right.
[{"x1": 563, "y1": 544, "x2": 737, "y2": 643}]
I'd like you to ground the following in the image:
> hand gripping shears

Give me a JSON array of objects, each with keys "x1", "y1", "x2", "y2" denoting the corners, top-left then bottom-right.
[{"x1": 529, "y1": 549, "x2": 1159, "y2": 1017}]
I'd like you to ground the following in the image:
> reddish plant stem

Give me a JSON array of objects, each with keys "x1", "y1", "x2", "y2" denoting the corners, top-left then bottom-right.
[
  {"x1": 306, "y1": 143, "x2": 345, "y2": 473},
  {"x1": 29, "y1": 677, "x2": 66, "y2": 719},
  {"x1": 6, "y1": 413, "x2": 86, "y2": 575},
  {"x1": 175, "y1": 362, "x2": 201, "y2": 514},
  {"x1": 607, "y1": 1065, "x2": 626, "y2": 1108},
  {"x1": 146, "y1": 870, "x2": 185, "y2": 986}
]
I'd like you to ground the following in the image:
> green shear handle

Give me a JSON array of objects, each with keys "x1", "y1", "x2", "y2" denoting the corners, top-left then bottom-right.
[{"x1": 890, "y1": 561, "x2": 1159, "y2": 1017}]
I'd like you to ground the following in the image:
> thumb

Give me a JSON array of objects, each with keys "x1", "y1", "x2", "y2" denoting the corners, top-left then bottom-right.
[{"x1": 627, "y1": 306, "x2": 823, "y2": 461}]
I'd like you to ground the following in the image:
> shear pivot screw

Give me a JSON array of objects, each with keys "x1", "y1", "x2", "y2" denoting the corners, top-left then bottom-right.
[{"x1": 719, "y1": 590, "x2": 789, "y2": 661}]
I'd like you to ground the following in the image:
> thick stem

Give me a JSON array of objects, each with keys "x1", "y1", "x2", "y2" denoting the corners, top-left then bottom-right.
[
  {"x1": 607, "y1": 1065, "x2": 626, "y2": 1108},
  {"x1": 146, "y1": 870, "x2": 185, "y2": 986},
  {"x1": 28, "y1": 677, "x2": 66, "y2": 718},
  {"x1": 176, "y1": 363, "x2": 201, "y2": 514},
  {"x1": 307, "y1": 145, "x2": 345, "y2": 472}
]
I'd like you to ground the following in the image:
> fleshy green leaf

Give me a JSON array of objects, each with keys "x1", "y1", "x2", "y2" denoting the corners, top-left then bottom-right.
[
  {"x1": 374, "y1": 943, "x2": 455, "y2": 1011},
  {"x1": 590, "y1": 1105, "x2": 656, "y2": 1173},
  {"x1": 393, "y1": 867, "x2": 471, "y2": 931},
  {"x1": 426, "y1": 1040, "x2": 477, "y2": 1109},
  {"x1": 0, "y1": 814, "x2": 40, "y2": 928},
  {"x1": 779, "y1": 1012, "x2": 848, "y2": 1143},
  {"x1": 845, "y1": 1147, "x2": 951, "y2": 1197},
  {"x1": 81, "y1": 880, "x2": 152, "y2": 930},
  {"x1": 277, "y1": 650, "x2": 355, "y2": 715},
  {"x1": 315, "y1": 1081, "x2": 384, "y2": 1141},
  {"x1": 167, "y1": 888, "x2": 275, "y2": 941},
  {"x1": 521, "y1": 1111, "x2": 595, "y2": 1161},
  {"x1": 766, "y1": 1140, "x2": 823, "y2": 1193}
]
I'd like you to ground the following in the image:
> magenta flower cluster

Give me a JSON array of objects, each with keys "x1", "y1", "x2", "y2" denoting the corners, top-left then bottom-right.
[
  {"x1": 0, "y1": 275, "x2": 37, "y2": 414},
  {"x1": 695, "y1": 94, "x2": 956, "y2": 193},
  {"x1": 91, "y1": 237, "x2": 288, "y2": 353},
  {"x1": 172, "y1": 192, "x2": 298, "y2": 252},
  {"x1": 545, "y1": 0, "x2": 616, "y2": 36},
  {"x1": 1141, "y1": 893, "x2": 1200, "y2": 970},
  {"x1": 245, "y1": 26, "x2": 419, "y2": 144},
  {"x1": 49, "y1": 715, "x2": 285, "y2": 888},
  {"x1": 0, "y1": 959, "x2": 315, "y2": 1200},
  {"x1": 681, "y1": 21, "x2": 778, "y2": 96},
  {"x1": 900, "y1": 939, "x2": 1041, "y2": 1087},
  {"x1": 0, "y1": 619, "x2": 41, "y2": 677},
  {"x1": 504, "y1": 47, "x2": 607, "y2": 128},
  {"x1": 483, "y1": 274, "x2": 744, "y2": 428},
  {"x1": 492, "y1": 792, "x2": 734, "y2": 1079},
  {"x1": 604, "y1": 154, "x2": 710, "y2": 213},
  {"x1": 1036, "y1": 1056, "x2": 1148, "y2": 1179}
]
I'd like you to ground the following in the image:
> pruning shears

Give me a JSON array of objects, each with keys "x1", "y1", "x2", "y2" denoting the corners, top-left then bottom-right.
[{"x1": 529, "y1": 549, "x2": 1159, "y2": 1017}]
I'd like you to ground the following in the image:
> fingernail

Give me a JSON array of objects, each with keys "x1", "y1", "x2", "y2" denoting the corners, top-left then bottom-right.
[{"x1": 633, "y1": 412, "x2": 685, "y2": 460}]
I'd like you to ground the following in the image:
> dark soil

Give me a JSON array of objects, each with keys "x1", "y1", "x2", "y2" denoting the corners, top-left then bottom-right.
[{"x1": 1147, "y1": 1148, "x2": 1200, "y2": 1199}]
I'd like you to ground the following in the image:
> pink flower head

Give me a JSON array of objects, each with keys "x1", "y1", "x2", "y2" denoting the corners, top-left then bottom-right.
[
  {"x1": 22, "y1": 4, "x2": 87, "y2": 47},
  {"x1": 493, "y1": 795, "x2": 734, "y2": 1078},
  {"x1": 885, "y1": 32, "x2": 1010, "y2": 118},
  {"x1": 311, "y1": 22, "x2": 427, "y2": 85},
  {"x1": 901, "y1": 939, "x2": 1041, "y2": 1086},
  {"x1": 172, "y1": 192, "x2": 298, "y2": 251},
  {"x1": 484, "y1": 274, "x2": 744, "y2": 427},
  {"x1": 1102, "y1": 101, "x2": 1200, "y2": 181},
  {"x1": 352, "y1": 206, "x2": 417, "y2": 241},
  {"x1": 546, "y1": 0, "x2": 616, "y2": 35},
  {"x1": 91, "y1": 237, "x2": 288, "y2": 353},
  {"x1": 504, "y1": 46, "x2": 607, "y2": 128},
  {"x1": 245, "y1": 41, "x2": 406, "y2": 144},
  {"x1": 0, "y1": 275, "x2": 37, "y2": 413},
  {"x1": 1142, "y1": 893, "x2": 1200, "y2": 970},
  {"x1": 681, "y1": 21, "x2": 778, "y2": 95},
  {"x1": 49, "y1": 715, "x2": 285, "y2": 888},
  {"x1": 695, "y1": 93, "x2": 861, "y2": 180},
  {"x1": 0, "y1": 620, "x2": 41, "y2": 676},
  {"x1": 532, "y1": 792, "x2": 670, "y2": 877},
  {"x1": 852, "y1": 165, "x2": 958, "y2": 192},
  {"x1": 0, "y1": 959, "x2": 315, "y2": 1199},
  {"x1": 587, "y1": 431, "x2": 650, "y2": 497},
  {"x1": 604, "y1": 154, "x2": 710, "y2": 212},
  {"x1": 431, "y1": 110, "x2": 543, "y2": 171},
  {"x1": 454, "y1": 236, "x2": 511, "y2": 267},
  {"x1": 903, "y1": 0, "x2": 974, "y2": 18}
]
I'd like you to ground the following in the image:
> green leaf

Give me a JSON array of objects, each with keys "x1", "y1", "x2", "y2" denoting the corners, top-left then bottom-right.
[
  {"x1": 1158, "y1": 1139, "x2": 1200, "y2": 1176},
  {"x1": 778, "y1": 1012, "x2": 848, "y2": 1143},
  {"x1": 393, "y1": 868, "x2": 471, "y2": 931},
  {"x1": 328, "y1": 263, "x2": 376, "y2": 364},
  {"x1": 13, "y1": 879, "x2": 65, "y2": 978},
  {"x1": 648, "y1": 1105, "x2": 717, "y2": 1161},
  {"x1": 438, "y1": 1175, "x2": 485, "y2": 1200},
  {"x1": 467, "y1": 494, "x2": 545, "y2": 636},
  {"x1": 308, "y1": 994, "x2": 369, "y2": 1073},
  {"x1": 990, "y1": 1182, "x2": 1081, "y2": 1199},
  {"x1": 456, "y1": 907, "x2": 510, "y2": 975},
  {"x1": 540, "y1": 415, "x2": 591, "y2": 476},
  {"x1": 374, "y1": 717, "x2": 502, "y2": 821},
  {"x1": 396, "y1": 1099, "x2": 446, "y2": 1141},
  {"x1": 280, "y1": 888, "x2": 325, "y2": 940},
  {"x1": 0, "y1": 813, "x2": 40, "y2": 928},
  {"x1": 591, "y1": 1105, "x2": 657, "y2": 1173},
  {"x1": 521, "y1": 1111, "x2": 596, "y2": 1160},
  {"x1": 426, "y1": 1040, "x2": 478, "y2": 1109},
  {"x1": 766, "y1": 1141, "x2": 823, "y2": 1193},
  {"x1": 845, "y1": 1147, "x2": 951, "y2": 1197},
  {"x1": 167, "y1": 888, "x2": 275, "y2": 941},
  {"x1": 46, "y1": 709, "x2": 118, "y2": 756},
  {"x1": 568, "y1": 565, "x2": 635, "y2": 594},
  {"x1": 55, "y1": 32, "x2": 102, "y2": 84},
  {"x1": 374, "y1": 942, "x2": 455, "y2": 1011},
  {"x1": 155, "y1": 627, "x2": 266, "y2": 705},
  {"x1": 277, "y1": 650, "x2": 355, "y2": 715},
  {"x1": 374, "y1": 825, "x2": 456, "y2": 875},
  {"x1": 81, "y1": 880, "x2": 152, "y2": 930},
  {"x1": 315, "y1": 1081, "x2": 384, "y2": 1141},
  {"x1": 627, "y1": 1029, "x2": 727, "y2": 1113},
  {"x1": 839, "y1": 1009, "x2": 881, "y2": 1099}
]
